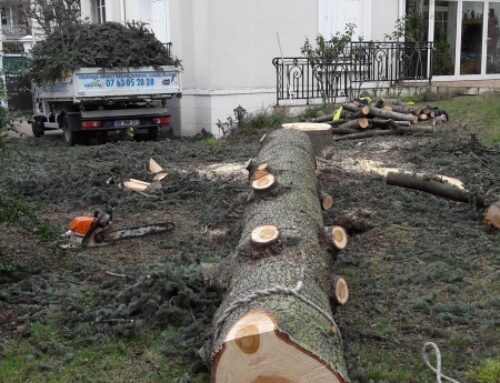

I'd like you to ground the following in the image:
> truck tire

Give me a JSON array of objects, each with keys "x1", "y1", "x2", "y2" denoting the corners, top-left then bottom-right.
[
  {"x1": 63, "y1": 115, "x2": 80, "y2": 146},
  {"x1": 31, "y1": 117, "x2": 45, "y2": 137}
]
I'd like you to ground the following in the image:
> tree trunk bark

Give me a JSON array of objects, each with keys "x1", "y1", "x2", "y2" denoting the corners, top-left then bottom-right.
[
  {"x1": 209, "y1": 129, "x2": 349, "y2": 383},
  {"x1": 386, "y1": 172, "x2": 486, "y2": 208}
]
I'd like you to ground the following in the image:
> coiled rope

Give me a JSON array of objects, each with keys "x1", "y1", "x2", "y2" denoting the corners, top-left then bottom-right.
[{"x1": 422, "y1": 342, "x2": 462, "y2": 383}]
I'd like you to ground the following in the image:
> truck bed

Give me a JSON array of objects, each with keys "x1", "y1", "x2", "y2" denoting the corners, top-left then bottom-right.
[{"x1": 38, "y1": 66, "x2": 182, "y2": 102}]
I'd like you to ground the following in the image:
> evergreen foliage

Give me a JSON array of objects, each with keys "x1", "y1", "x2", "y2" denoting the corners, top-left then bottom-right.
[{"x1": 30, "y1": 21, "x2": 181, "y2": 84}]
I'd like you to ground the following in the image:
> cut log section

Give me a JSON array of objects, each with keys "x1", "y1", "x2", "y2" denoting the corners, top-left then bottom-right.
[
  {"x1": 338, "y1": 118, "x2": 369, "y2": 131},
  {"x1": 215, "y1": 311, "x2": 344, "y2": 383},
  {"x1": 250, "y1": 225, "x2": 280, "y2": 245},
  {"x1": 253, "y1": 169, "x2": 270, "y2": 181},
  {"x1": 252, "y1": 163, "x2": 270, "y2": 181},
  {"x1": 484, "y1": 201, "x2": 500, "y2": 230},
  {"x1": 153, "y1": 172, "x2": 168, "y2": 182},
  {"x1": 257, "y1": 163, "x2": 269, "y2": 172},
  {"x1": 123, "y1": 179, "x2": 151, "y2": 193},
  {"x1": 332, "y1": 276, "x2": 349, "y2": 305},
  {"x1": 320, "y1": 191, "x2": 333, "y2": 210},
  {"x1": 210, "y1": 128, "x2": 348, "y2": 383},
  {"x1": 251, "y1": 173, "x2": 276, "y2": 191},
  {"x1": 325, "y1": 226, "x2": 348, "y2": 250},
  {"x1": 282, "y1": 122, "x2": 332, "y2": 155},
  {"x1": 149, "y1": 158, "x2": 164, "y2": 174}
]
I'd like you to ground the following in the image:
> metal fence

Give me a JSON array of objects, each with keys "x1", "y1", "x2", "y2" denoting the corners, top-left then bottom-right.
[
  {"x1": 273, "y1": 41, "x2": 433, "y2": 105},
  {"x1": 1, "y1": 24, "x2": 31, "y2": 40}
]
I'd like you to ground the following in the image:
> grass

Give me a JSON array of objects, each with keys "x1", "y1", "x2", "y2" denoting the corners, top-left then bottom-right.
[
  {"x1": 239, "y1": 107, "x2": 288, "y2": 134},
  {"x1": 0, "y1": 323, "x2": 200, "y2": 383},
  {"x1": 0, "y1": 191, "x2": 60, "y2": 245},
  {"x1": 200, "y1": 137, "x2": 218, "y2": 149},
  {"x1": 433, "y1": 94, "x2": 500, "y2": 146},
  {"x1": 468, "y1": 358, "x2": 500, "y2": 383}
]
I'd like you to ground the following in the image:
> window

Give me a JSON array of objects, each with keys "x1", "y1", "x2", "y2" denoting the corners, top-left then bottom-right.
[{"x1": 93, "y1": 0, "x2": 106, "y2": 23}]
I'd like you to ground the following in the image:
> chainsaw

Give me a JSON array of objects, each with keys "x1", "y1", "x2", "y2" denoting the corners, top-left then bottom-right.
[{"x1": 63, "y1": 207, "x2": 175, "y2": 248}]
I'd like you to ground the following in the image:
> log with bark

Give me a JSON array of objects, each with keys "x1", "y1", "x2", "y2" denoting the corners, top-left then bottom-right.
[
  {"x1": 208, "y1": 128, "x2": 349, "y2": 383},
  {"x1": 386, "y1": 172, "x2": 486, "y2": 207},
  {"x1": 368, "y1": 106, "x2": 419, "y2": 123},
  {"x1": 332, "y1": 125, "x2": 434, "y2": 141},
  {"x1": 338, "y1": 117, "x2": 370, "y2": 130}
]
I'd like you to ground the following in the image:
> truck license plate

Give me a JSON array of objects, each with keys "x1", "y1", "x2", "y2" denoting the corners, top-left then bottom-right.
[{"x1": 114, "y1": 119, "x2": 140, "y2": 127}]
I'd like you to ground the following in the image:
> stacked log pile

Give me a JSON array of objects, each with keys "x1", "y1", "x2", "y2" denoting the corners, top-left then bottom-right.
[{"x1": 306, "y1": 98, "x2": 447, "y2": 143}]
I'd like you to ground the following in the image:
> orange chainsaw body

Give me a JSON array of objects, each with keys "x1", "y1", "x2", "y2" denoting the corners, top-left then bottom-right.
[{"x1": 69, "y1": 216, "x2": 96, "y2": 237}]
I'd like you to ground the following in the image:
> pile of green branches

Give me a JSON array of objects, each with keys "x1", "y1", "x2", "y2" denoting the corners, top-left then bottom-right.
[{"x1": 30, "y1": 21, "x2": 181, "y2": 84}]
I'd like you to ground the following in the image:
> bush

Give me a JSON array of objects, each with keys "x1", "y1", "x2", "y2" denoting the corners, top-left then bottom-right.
[
  {"x1": 468, "y1": 359, "x2": 500, "y2": 383},
  {"x1": 239, "y1": 108, "x2": 288, "y2": 135}
]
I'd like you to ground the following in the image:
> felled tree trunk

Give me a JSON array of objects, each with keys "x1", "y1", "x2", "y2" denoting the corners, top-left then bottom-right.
[{"x1": 209, "y1": 129, "x2": 348, "y2": 383}]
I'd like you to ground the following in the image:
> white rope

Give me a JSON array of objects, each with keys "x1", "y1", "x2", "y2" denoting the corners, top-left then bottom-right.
[
  {"x1": 422, "y1": 342, "x2": 462, "y2": 383},
  {"x1": 214, "y1": 281, "x2": 339, "y2": 343}
]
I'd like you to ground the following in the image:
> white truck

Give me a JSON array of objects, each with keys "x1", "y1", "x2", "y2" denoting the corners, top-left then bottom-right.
[{"x1": 32, "y1": 65, "x2": 182, "y2": 145}]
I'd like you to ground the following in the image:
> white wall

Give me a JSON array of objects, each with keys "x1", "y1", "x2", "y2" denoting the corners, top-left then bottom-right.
[
  {"x1": 372, "y1": 0, "x2": 401, "y2": 40},
  {"x1": 319, "y1": 0, "x2": 372, "y2": 39},
  {"x1": 169, "y1": 0, "x2": 318, "y2": 136}
]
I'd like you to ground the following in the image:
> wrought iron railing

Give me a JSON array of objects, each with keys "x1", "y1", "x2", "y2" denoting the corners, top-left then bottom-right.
[
  {"x1": 273, "y1": 41, "x2": 433, "y2": 105},
  {"x1": 1, "y1": 24, "x2": 31, "y2": 40}
]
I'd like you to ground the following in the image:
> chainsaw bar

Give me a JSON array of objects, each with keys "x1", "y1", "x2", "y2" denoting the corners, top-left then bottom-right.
[{"x1": 93, "y1": 222, "x2": 175, "y2": 244}]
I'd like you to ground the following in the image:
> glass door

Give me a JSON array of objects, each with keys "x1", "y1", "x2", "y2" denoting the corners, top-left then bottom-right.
[
  {"x1": 460, "y1": 1, "x2": 485, "y2": 74},
  {"x1": 487, "y1": 2, "x2": 500, "y2": 73},
  {"x1": 433, "y1": 1, "x2": 459, "y2": 75},
  {"x1": 429, "y1": 0, "x2": 500, "y2": 79}
]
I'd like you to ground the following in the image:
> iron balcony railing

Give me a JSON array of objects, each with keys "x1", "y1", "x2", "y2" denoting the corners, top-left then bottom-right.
[
  {"x1": 1, "y1": 24, "x2": 31, "y2": 40},
  {"x1": 273, "y1": 41, "x2": 433, "y2": 105}
]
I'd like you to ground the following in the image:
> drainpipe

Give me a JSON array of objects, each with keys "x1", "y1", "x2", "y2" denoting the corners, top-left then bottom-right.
[
  {"x1": 0, "y1": 8, "x2": 6, "y2": 110},
  {"x1": 120, "y1": 0, "x2": 127, "y2": 24}
]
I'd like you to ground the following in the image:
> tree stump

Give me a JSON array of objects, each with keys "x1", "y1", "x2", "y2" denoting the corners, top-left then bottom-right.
[{"x1": 209, "y1": 129, "x2": 348, "y2": 383}]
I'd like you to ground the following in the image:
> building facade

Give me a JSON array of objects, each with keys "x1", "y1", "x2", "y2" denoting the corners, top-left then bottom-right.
[
  {"x1": 79, "y1": 0, "x2": 409, "y2": 136},
  {"x1": 3, "y1": 0, "x2": 499, "y2": 134}
]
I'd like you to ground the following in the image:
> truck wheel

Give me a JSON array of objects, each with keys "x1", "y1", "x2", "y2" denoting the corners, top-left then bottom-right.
[
  {"x1": 63, "y1": 116, "x2": 80, "y2": 146},
  {"x1": 31, "y1": 118, "x2": 45, "y2": 137},
  {"x1": 147, "y1": 127, "x2": 159, "y2": 141}
]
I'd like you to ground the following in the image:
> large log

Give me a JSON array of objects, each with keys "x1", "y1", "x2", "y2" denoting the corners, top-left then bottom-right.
[{"x1": 209, "y1": 129, "x2": 348, "y2": 383}]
